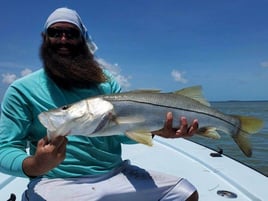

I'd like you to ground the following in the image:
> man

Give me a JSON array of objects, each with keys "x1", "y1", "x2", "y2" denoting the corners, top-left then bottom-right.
[{"x1": 0, "y1": 7, "x2": 198, "y2": 201}]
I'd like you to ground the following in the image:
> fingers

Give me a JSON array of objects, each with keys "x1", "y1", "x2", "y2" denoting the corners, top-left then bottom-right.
[
  {"x1": 176, "y1": 117, "x2": 188, "y2": 136},
  {"x1": 31, "y1": 136, "x2": 68, "y2": 176},
  {"x1": 37, "y1": 137, "x2": 47, "y2": 147},
  {"x1": 50, "y1": 136, "x2": 68, "y2": 153},
  {"x1": 188, "y1": 119, "x2": 199, "y2": 135},
  {"x1": 175, "y1": 116, "x2": 198, "y2": 138},
  {"x1": 55, "y1": 136, "x2": 68, "y2": 154},
  {"x1": 39, "y1": 136, "x2": 67, "y2": 156},
  {"x1": 164, "y1": 112, "x2": 173, "y2": 129},
  {"x1": 50, "y1": 136, "x2": 67, "y2": 147},
  {"x1": 160, "y1": 112, "x2": 198, "y2": 138}
]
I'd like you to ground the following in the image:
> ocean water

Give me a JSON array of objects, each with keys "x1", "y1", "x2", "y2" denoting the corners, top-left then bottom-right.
[{"x1": 189, "y1": 101, "x2": 268, "y2": 176}]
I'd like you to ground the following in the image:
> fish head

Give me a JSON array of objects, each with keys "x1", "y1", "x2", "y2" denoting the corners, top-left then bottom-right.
[{"x1": 38, "y1": 97, "x2": 114, "y2": 137}]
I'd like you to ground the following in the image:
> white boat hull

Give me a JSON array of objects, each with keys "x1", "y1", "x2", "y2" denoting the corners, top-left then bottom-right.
[{"x1": 1, "y1": 137, "x2": 267, "y2": 200}]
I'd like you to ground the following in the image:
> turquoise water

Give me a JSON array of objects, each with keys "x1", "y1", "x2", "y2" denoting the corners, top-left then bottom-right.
[{"x1": 189, "y1": 101, "x2": 268, "y2": 176}]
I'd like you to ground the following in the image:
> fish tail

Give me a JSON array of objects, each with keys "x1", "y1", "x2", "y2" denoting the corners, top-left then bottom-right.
[{"x1": 232, "y1": 116, "x2": 264, "y2": 157}]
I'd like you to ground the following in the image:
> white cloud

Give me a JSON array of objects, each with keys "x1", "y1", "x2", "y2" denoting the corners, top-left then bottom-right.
[
  {"x1": 97, "y1": 58, "x2": 131, "y2": 89},
  {"x1": 21, "y1": 68, "x2": 33, "y2": 77},
  {"x1": 171, "y1": 70, "x2": 188, "y2": 83},
  {"x1": 1, "y1": 59, "x2": 131, "y2": 88},
  {"x1": 2, "y1": 73, "x2": 17, "y2": 84},
  {"x1": 1, "y1": 68, "x2": 33, "y2": 85},
  {"x1": 260, "y1": 61, "x2": 268, "y2": 68}
]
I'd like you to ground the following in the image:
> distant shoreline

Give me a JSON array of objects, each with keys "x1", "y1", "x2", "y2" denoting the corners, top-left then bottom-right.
[{"x1": 211, "y1": 100, "x2": 268, "y2": 103}]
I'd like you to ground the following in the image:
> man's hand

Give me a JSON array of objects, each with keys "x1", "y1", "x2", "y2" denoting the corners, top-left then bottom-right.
[
  {"x1": 22, "y1": 136, "x2": 68, "y2": 177},
  {"x1": 152, "y1": 112, "x2": 198, "y2": 138}
]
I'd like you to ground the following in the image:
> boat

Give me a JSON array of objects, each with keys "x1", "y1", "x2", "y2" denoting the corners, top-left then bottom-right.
[{"x1": 1, "y1": 137, "x2": 267, "y2": 200}]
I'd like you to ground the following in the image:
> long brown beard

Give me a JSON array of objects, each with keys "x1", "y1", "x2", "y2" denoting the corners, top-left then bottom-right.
[{"x1": 40, "y1": 37, "x2": 106, "y2": 89}]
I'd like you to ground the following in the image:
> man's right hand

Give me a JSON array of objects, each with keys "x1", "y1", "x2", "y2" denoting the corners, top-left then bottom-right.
[{"x1": 22, "y1": 136, "x2": 68, "y2": 177}]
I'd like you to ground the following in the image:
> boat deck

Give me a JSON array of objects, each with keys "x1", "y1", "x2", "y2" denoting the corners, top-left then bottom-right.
[{"x1": 1, "y1": 137, "x2": 267, "y2": 200}]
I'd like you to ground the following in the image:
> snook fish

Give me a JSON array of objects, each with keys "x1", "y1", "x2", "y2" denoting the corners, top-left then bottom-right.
[{"x1": 38, "y1": 86, "x2": 263, "y2": 157}]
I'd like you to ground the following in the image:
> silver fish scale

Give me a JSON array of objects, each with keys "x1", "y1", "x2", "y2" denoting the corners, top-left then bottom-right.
[
  {"x1": 102, "y1": 92, "x2": 219, "y2": 116},
  {"x1": 100, "y1": 92, "x2": 241, "y2": 133}
]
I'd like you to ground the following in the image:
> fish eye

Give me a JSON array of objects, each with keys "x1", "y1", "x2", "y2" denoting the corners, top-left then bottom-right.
[{"x1": 62, "y1": 105, "x2": 69, "y2": 110}]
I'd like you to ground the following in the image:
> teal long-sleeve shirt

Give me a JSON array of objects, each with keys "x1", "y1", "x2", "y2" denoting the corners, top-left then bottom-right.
[{"x1": 0, "y1": 69, "x2": 135, "y2": 178}]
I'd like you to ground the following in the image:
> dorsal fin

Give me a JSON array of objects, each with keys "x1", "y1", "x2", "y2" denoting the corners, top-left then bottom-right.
[{"x1": 174, "y1": 85, "x2": 210, "y2": 106}]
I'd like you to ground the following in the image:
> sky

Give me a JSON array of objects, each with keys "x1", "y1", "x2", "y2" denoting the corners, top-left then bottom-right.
[{"x1": 0, "y1": 0, "x2": 268, "y2": 101}]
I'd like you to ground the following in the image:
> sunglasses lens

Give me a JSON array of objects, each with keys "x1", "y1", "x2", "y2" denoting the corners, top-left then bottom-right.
[
  {"x1": 46, "y1": 28, "x2": 81, "y2": 39},
  {"x1": 67, "y1": 29, "x2": 81, "y2": 39},
  {"x1": 46, "y1": 28, "x2": 58, "y2": 38}
]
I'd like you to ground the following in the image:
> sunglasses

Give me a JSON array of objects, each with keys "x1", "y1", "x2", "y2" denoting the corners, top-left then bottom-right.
[{"x1": 46, "y1": 27, "x2": 81, "y2": 40}]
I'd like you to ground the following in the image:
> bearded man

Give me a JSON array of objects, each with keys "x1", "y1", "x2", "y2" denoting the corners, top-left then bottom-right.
[
  {"x1": 40, "y1": 20, "x2": 106, "y2": 89},
  {"x1": 0, "y1": 7, "x2": 198, "y2": 201}
]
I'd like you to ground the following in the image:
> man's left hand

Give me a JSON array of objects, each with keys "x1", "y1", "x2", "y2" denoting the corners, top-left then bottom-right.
[{"x1": 152, "y1": 112, "x2": 198, "y2": 138}]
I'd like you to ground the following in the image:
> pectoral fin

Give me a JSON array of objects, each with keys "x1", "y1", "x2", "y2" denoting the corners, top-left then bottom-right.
[
  {"x1": 197, "y1": 127, "x2": 221, "y2": 139},
  {"x1": 125, "y1": 130, "x2": 153, "y2": 146}
]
